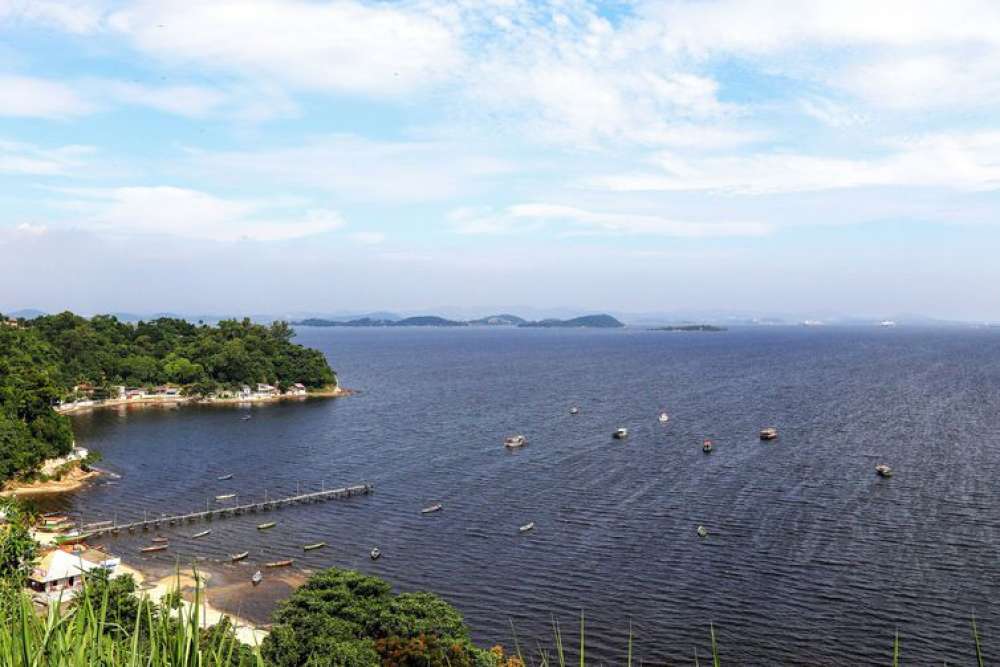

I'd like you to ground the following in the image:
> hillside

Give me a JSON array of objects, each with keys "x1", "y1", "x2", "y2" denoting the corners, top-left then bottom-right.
[{"x1": 518, "y1": 314, "x2": 625, "y2": 328}]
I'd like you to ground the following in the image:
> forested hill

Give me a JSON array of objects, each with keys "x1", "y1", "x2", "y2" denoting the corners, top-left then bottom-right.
[{"x1": 0, "y1": 312, "x2": 337, "y2": 482}]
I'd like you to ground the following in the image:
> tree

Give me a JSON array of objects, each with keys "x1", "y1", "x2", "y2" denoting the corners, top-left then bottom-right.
[
  {"x1": 0, "y1": 500, "x2": 38, "y2": 584},
  {"x1": 72, "y1": 569, "x2": 140, "y2": 636}
]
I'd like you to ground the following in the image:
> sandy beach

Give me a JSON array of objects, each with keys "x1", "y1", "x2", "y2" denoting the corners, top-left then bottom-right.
[
  {"x1": 1, "y1": 465, "x2": 101, "y2": 498},
  {"x1": 55, "y1": 386, "x2": 351, "y2": 415}
]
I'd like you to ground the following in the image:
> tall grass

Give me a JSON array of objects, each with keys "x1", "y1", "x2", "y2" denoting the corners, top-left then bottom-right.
[{"x1": 0, "y1": 576, "x2": 263, "y2": 666}]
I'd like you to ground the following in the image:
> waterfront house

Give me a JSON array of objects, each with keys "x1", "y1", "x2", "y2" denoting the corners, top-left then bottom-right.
[
  {"x1": 287, "y1": 382, "x2": 307, "y2": 396},
  {"x1": 240, "y1": 385, "x2": 252, "y2": 399},
  {"x1": 28, "y1": 547, "x2": 120, "y2": 599},
  {"x1": 125, "y1": 387, "x2": 145, "y2": 400},
  {"x1": 256, "y1": 383, "x2": 278, "y2": 396}
]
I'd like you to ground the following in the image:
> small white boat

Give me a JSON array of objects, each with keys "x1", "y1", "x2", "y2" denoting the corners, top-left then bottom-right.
[
  {"x1": 370, "y1": 547, "x2": 381, "y2": 560},
  {"x1": 215, "y1": 493, "x2": 236, "y2": 502},
  {"x1": 702, "y1": 439, "x2": 714, "y2": 453},
  {"x1": 658, "y1": 412, "x2": 670, "y2": 424},
  {"x1": 241, "y1": 414, "x2": 252, "y2": 421},
  {"x1": 759, "y1": 427, "x2": 778, "y2": 440},
  {"x1": 217, "y1": 473, "x2": 233, "y2": 481},
  {"x1": 192, "y1": 529, "x2": 212, "y2": 539},
  {"x1": 230, "y1": 551, "x2": 249, "y2": 562},
  {"x1": 697, "y1": 525, "x2": 709, "y2": 538},
  {"x1": 519, "y1": 522, "x2": 535, "y2": 533},
  {"x1": 421, "y1": 503, "x2": 443, "y2": 514},
  {"x1": 251, "y1": 570, "x2": 262, "y2": 586},
  {"x1": 875, "y1": 464, "x2": 893, "y2": 478},
  {"x1": 613, "y1": 427, "x2": 629, "y2": 440},
  {"x1": 504, "y1": 435, "x2": 527, "y2": 449},
  {"x1": 569, "y1": 406, "x2": 580, "y2": 415}
]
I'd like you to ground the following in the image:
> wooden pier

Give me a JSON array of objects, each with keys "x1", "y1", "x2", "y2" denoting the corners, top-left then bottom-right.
[{"x1": 84, "y1": 483, "x2": 374, "y2": 538}]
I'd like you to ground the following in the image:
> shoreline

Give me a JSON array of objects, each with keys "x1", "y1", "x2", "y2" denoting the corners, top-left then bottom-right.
[
  {"x1": 55, "y1": 386, "x2": 352, "y2": 415},
  {"x1": 1, "y1": 464, "x2": 102, "y2": 498}
]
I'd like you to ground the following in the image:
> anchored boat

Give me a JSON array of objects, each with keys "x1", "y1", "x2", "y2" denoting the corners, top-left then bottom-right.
[
  {"x1": 265, "y1": 559, "x2": 293, "y2": 568},
  {"x1": 230, "y1": 551, "x2": 249, "y2": 562},
  {"x1": 215, "y1": 493, "x2": 236, "y2": 502},
  {"x1": 303, "y1": 542, "x2": 326, "y2": 551},
  {"x1": 192, "y1": 529, "x2": 212, "y2": 539},
  {"x1": 217, "y1": 473, "x2": 233, "y2": 481},
  {"x1": 151, "y1": 536, "x2": 168, "y2": 544},
  {"x1": 519, "y1": 522, "x2": 535, "y2": 533},
  {"x1": 875, "y1": 464, "x2": 893, "y2": 478},
  {"x1": 257, "y1": 521, "x2": 277, "y2": 530},
  {"x1": 759, "y1": 427, "x2": 778, "y2": 440},
  {"x1": 504, "y1": 435, "x2": 527, "y2": 449},
  {"x1": 140, "y1": 544, "x2": 168, "y2": 553},
  {"x1": 569, "y1": 406, "x2": 580, "y2": 415},
  {"x1": 421, "y1": 503, "x2": 443, "y2": 514},
  {"x1": 702, "y1": 439, "x2": 714, "y2": 453},
  {"x1": 370, "y1": 547, "x2": 381, "y2": 560},
  {"x1": 613, "y1": 427, "x2": 629, "y2": 440},
  {"x1": 697, "y1": 525, "x2": 709, "y2": 538},
  {"x1": 658, "y1": 412, "x2": 670, "y2": 424}
]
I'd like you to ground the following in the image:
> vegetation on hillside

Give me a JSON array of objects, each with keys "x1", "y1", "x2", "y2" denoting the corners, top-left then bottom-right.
[{"x1": 0, "y1": 312, "x2": 337, "y2": 482}]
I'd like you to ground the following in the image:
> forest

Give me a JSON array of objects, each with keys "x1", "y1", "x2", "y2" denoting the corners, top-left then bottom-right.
[{"x1": 0, "y1": 312, "x2": 337, "y2": 482}]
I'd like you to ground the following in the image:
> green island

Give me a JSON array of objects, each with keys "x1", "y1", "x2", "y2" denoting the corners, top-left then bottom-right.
[
  {"x1": 294, "y1": 313, "x2": 624, "y2": 328},
  {"x1": 649, "y1": 324, "x2": 727, "y2": 332},
  {"x1": 0, "y1": 312, "x2": 337, "y2": 485}
]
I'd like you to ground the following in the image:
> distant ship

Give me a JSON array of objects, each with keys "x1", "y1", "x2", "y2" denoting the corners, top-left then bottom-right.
[{"x1": 879, "y1": 320, "x2": 897, "y2": 327}]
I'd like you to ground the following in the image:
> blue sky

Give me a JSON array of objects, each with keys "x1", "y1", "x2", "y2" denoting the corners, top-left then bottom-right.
[{"x1": 3, "y1": 0, "x2": 1000, "y2": 320}]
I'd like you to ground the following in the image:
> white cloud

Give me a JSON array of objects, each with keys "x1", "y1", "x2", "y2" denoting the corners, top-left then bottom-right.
[
  {"x1": 0, "y1": 74, "x2": 94, "y2": 118},
  {"x1": 595, "y1": 131, "x2": 1000, "y2": 194},
  {"x1": 0, "y1": 139, "x2": 94, "y2": 175},
  {"x1": 452, "y1": 203, "x2": 771, "y2": 238},
  {"x1": 54, "y1": 186, "x2": 344, "y2": 241},
  {"x1": 350, "y1": 231, "x2": 386, "y2": 245},
  {"x1": 105, "y1": 0, "x2": 461, "y2": 97},
  {"x1": 99, "y1": 81, "x2": 228, "y2": 118},
  {"x1": 0, "y1": 0, "x2": 106, "y2": 34}
]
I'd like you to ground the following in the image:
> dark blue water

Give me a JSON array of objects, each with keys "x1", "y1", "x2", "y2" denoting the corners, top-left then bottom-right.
[{"x1": 53, "y1": 326, "x2": 1000, "y2": 664}]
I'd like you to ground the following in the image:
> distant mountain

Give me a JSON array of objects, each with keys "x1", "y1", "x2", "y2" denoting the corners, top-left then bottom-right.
[
  {"x1": 294, "y1": 315, "x2": 466, "y2": 327},
  {"x1": 519, "y1": 314, "x2": 625, "y2": 329},
  {"x1": 650, "y1": 324, "x2": 727, "y2": 332},
  {"x1": 3, "y1": 308, "x2": 46, "y2": 319},
  {"x1": 467, "y1": 314, "x2": 527, "y2": 326}
]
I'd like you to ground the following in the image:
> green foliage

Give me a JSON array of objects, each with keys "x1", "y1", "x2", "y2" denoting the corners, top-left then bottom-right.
[
  {"x1": 0, "y1": 500, "x2": 37, "y2": 584},
  {"x1": 72, "y1": 568, "x2": 140, "y2": 636},
  {"x1": 0, "y1": 312, "x2": 337, "y2": 482},
  {"x1": 262, "y1": 567, "x2": 488, "y2": 667}
]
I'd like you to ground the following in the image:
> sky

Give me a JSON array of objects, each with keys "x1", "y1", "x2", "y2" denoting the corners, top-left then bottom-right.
[{"x1": 2, "y1": 0, "x2": 1000, "y2": 321}]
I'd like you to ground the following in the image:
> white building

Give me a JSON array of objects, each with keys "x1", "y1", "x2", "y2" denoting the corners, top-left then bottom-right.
[{"x1": 28, "y1": 548, "x2": 120, "y2": 599}]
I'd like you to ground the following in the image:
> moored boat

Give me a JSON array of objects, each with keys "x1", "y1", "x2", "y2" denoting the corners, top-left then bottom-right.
[
  {"x1": 303, "y1": 542, "x2": 326, "y2": 551},
  {"x1": 370, "y1": 547, "x2": 381, "y2": 560},
  {"x1": 519, "y1": 522, "x2": 535, "y2": 533},
  {"x1": 697, "y1": 525, "x2": 709, "y2": 538},
  {"x1": 140, "y1": 544, "x2": 169, "y2": 553},
  {"x1": 759, "y1": 427, "x2": 778, "y2": 440},
  {"x1": 504, "y1": 434, "x2": 527, "y2": 449},
  {"x1": 230, "y1": 551, "x2": 249, "y2": 562},
  {"x1": 421, "y1": 503, "x2": 443, "y2": 514},
  {"x1": 257, "y1": 521, "x2": 277, "y2": 530},
  {"x1": 702, "y1": 439, "x2": 714, "y2": 453},
  {"x1": 54, "y1": 531, "x2": 93, "y2": 546},
  {"x1": 251, "y1": 570, "x2": 262, "y2": 586},
  {"x1": 192, "y1": 529, "x2": 212, "y2": 539},
  {"x1": 613, "y1": 427, "x2": 629, "y2": 440},
  {"x1": 875, "y1": 464, "x2": 893, "y2": 478},
  {"x1": 265, "y1": 559, "x2": 293, "y2": 568},
  {"x1": 215, "y1": 493, "x2": 236, "y2": 501},
  {"x1": 217, "y1": 473, "x2": 233, "y2": 481},
  {"x1": 241, "y1": 415, "x2": 252, "y2": 421},
  {"x1": 569, "y1": 406, "x2": 580, "y2": 415},
  {"x1": 151, "y1": 536, "x2": 168, "y2": 543},
  {"x1": 658, "y1": 412, "x2": 670, "y2": 424}
]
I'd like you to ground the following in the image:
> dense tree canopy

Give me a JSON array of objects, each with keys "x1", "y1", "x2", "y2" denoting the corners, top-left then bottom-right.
[
  {"x1": 0, "y1": 312, "x2": 337, "y2": 482},
  {"x1": 262, "y1": 568, "x2": 495, "y2": 667}
]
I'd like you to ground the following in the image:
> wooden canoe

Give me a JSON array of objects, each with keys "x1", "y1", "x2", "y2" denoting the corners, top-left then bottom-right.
[
  {"x1": 230, "y1": 551, "x2": 249, "y2": 562},
  {"x1": 257, "y1": 522, "x2": 277, "y2": 530},
  {"x1": 140, "y1": 544, "x2": 168, "y2": 553},
  {"x1": 303, "y1": 542, "x2": 326, "y2": 551},
  {"x1": 265, "y1": 559, "x2": 293, "y2": 568}
]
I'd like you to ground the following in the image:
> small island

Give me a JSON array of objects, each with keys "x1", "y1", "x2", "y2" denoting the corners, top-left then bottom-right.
[
  {"x1": 518, "y1": 314, "x2": 625, "y2": 328},
  {"x1": 295, "y1": 316, "x2": 467, "y2": 327},
  {"x1": 650, "y1": 324, "x2": 727, "y2": 332}
]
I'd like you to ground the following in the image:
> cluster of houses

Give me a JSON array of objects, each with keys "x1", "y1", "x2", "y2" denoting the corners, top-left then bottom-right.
[
  {"x1": 59, "y1": 382, "x2": 308, "y2": 410},
  {"x1": 27, "y1": 546, "x2": 121, "y2": 601}
]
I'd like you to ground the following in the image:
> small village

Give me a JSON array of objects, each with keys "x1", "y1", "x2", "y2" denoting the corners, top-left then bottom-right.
[{"x1": 56, "y1": 381, "x2": 310, "y2": 413}]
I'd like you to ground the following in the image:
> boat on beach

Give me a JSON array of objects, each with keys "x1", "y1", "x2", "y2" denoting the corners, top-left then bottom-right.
[
  {"x1": 370, "y1": 547, "x2": 381, "y2": 560},
  {"x1": 257, "y1": 521, "x2": 277, "y2": 530},
  {"x1": 519, "y1": 522, "x2": 535, "y2": 533},
  {"x1": 613, "y1": 427, "x2": 629, "y2": 440},
  {"x1": 251, "y1": 570, "x2": 262, "y2": 586},
  {"x1": 421, "y1": 503, "x2": 443, "y2": 514},
  {"x1": 759, "y1": 427, "x2": 778, "y2": 440},
  {"x1": 230, "y1": 551, "x2": 249, "y2": 562},
  {"x1": 875, "y1": 464, "x2": 893, "y2": 478},
  {"x1": 215, "y1": 493, "x2": 236, "y2": 501},
  {"x1": 265, "y1": 559, "x2": 293, "y2": 568},
  {"x1": 192, "y1": 529, "x2": 212, "y2": 539},
  {"x1": 702, "y1": 439, "x2": 714, "y2": 453},
  {"x1": 54, "y1": 531, "x2": 93, "y2": 546},
  {"x1": 140, "y1": 544, "x2": 168, "y2": 553},
  {"x1": 504, "y1": 434, "x2": 527, "y2": 449},
  {"x1": 303, "y1": 542, "x2": 326, "y2": 551},
  {"x1": 217, "y1": 473, "x2": 233, "y2": 481}
]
